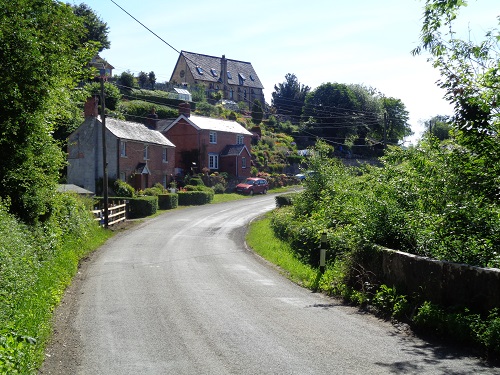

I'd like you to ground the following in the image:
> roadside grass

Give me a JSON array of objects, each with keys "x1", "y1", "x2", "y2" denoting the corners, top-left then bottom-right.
[{"x1": 246, "y1": 212, "x2": 326, "y2": 289}]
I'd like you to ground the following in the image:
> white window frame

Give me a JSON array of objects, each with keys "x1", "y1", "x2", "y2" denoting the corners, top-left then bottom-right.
[
  {"x1": 242, "y1": 157, "x2": 246, "y2": 169},
  {"x1": 143, "y1": 144, "x2": 149, "y2": 160},
  {"x1": 236, "y1": 135, "x2": 244, "y2": 145},
  {"x1": 209, "y1": 131, "x2": 217, "y2": 144},
  {"x1": 208, "y1": 153, "x2": 219, "y2": 169},
  {"x1": 120, "y1": 141, "x2": 127, "y2": 157},
  {"x1": 120, "y1": 172, "x2": 126, "y2": 181}
]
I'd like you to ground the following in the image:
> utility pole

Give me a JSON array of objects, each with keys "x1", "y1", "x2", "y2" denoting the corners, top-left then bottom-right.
[
  {"x1": 100, "y1": 67, "x2": 109, "y2": 228},
  {"x1": 383, "y1": 112, "x2": 388, "y2": 149}
]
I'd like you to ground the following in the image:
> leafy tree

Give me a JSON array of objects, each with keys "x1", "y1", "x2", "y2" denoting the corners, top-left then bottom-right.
[
  {"x1": 0, "y1": 0, "x2": 97, "y2": 222},
  {"x1": 138, "y1": 71, "x2": 148, "y2": 88},
  {"x1": 71, "y1": 3, "x2": 110, "y2": 52},
  {"x1": 84, "y1": 81, "x2": 122, "y2": 111},
  {"x1": 117, "y1": 70, "x2": 138, "y2": 92},
  {"x1": 148, "y1": 71, "x2": 156, "y2": 90},
  {"x1": 412, "y1": 0, "x2": 500, "y2": 201},
  {"x1": 251, "y1": 99, "x2": 264, "y2": 124},
  {"x1": 423, "y1": 115, "x2": 452, "y2": 141},
  {"x1": 380, "y1": 96, "x2": 412, "y2": 145},
  {"x1": 272, "y1": 73, "x2": 310, "y2": 123},
  {"x1": 302, "y1": 83, "x2": 360, "y2": 145}
]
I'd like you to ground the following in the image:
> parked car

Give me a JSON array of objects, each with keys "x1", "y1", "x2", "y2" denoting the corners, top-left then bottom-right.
[
  {"x1": 295, "y1": 170, "x2": 316, "y2": 181},
  {"x1": 235, "y1": 177, "x2": 269, "y2": 196}
]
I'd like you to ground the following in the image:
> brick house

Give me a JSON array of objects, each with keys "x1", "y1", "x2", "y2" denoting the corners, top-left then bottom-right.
[
  {"x1": 159, "y1": 106, "x2": 252, "y2": 180},
  {"x1": 67, "y1": 97, "x2": 176, "y2": 193},
  {"x1": 169, "y1": 51, "x2": 265, "y2": 109}
]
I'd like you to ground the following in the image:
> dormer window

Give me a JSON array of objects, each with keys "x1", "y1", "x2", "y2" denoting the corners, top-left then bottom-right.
[
  {"x1": 238, "y1": 73, "x2": 246, "y2": 85},
  {"x1": 196, "y1": 66, "x2": 204, "y2": 75},
  {"x1": 227, "y1": 71, "x2": 232, "y2": 79},
  {"x1": 210, "y1": 68, "x2": 218, "y2": 77},
  {"x1": 249, "y1": 74, "x2": 255, "y2": 81}
]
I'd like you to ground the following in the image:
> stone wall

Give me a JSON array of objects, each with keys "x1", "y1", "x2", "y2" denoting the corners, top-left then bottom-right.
[{"x1": 356, "y1": 247, "x2": 500, "y2": 314}]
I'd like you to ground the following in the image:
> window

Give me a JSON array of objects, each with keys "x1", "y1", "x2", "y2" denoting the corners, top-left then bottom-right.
[
  {"x1": 162, "y1": 147, "x2": 168, "y2": 163},
  {"x1": 209, "y1": 131, "x2": 217, "y2": 144},
  {"x1": 143, "y1": 144, "x2": 149, "y2": 160},
  {"x1": 120, "y1": 172, "x2": 126, "y2": 181},
  {"x1": 229, "y1": 88, "x2": 234, "y2": 99},
  {"x1": 236, "y1": 135, "x2": 244, "y2": 144},
  {"x1": 249, "y1": 74, "x2": 255, "y2": 81},
  {"x1": 210, "y1": 68, "x2": 218, "y2": 77},
  {"x1": 208, "y1": 153, "x2": 219, "y2": 169},
  {"x1": 238, "y1": 73, "x2": 246, "y2": 85},
  {"x1": 242, "y1": 157, "x2": 246, "y2": 169},
  {"x1": 227, "y1": 71, "x2": 232, "y2": 79},
  {"x1": 196, "y1": 66, "x2": 204, "y2": 75},
  {"x1": 120, "y1": 141, "x2": 127, "y2": 157},
  {"x1": 162, "y1": 174, "x2": 168, "y2": 188}
]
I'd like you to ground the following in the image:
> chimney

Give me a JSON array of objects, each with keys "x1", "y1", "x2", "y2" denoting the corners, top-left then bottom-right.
[
  {"x1": 84, "y1": 96, "x2": 99, "y2": 118},
  {"x1": 178, "y1": 102, "x2": 191, "y2": 118},
  {"x1": 221, "y1": 55, "x2": 228, "y2": 99}
]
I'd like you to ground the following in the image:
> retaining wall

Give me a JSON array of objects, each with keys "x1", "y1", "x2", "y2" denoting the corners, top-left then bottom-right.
[{"x1": 357, "y1": 247, "x2": 500, "y2": 314}]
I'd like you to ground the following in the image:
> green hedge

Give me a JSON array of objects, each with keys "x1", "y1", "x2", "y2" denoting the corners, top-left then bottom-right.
[
  {"x1": 275, "y1": 194, "x2": 295, "y2": 208},
  {"x1": 178, "y1": 191, "x2": 214, "y2": 206},
  {"x1": 158, "y1": 193, "x2": 178, "y2": 210},
  {"x1": 127, "y1": 196, "x2": 158, "y2": 218}
]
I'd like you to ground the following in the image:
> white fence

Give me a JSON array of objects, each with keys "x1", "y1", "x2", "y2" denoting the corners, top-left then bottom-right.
[{"x1": 92, "y1": 201, "x2": 127, "y2": 227}]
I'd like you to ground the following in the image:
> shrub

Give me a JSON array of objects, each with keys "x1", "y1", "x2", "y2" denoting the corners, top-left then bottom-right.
[
  {"x1": 127, "y1": 196, "x2": 158, "y2": 218},
  {"x1": 178, "y1": 191, "x2": 213, "y2": 205},
  {"x1": 188, "y1": 177, "x2": 204, "y2": 186},
  {"x1": 275, "y1": 194, "x2": 294, "y2": 208},
  {"x1": 143, "y1": 183, "x2": 165, "y2": 196},
  {"x1": 158, "y1": 194, "x2": 178, "y2": 210},
  {"x1": 113, "y1": 180, "x2": 135, "y2": 197},
  {"x1": 213, "y1": 183, "x2": 225, "y2": 194}
]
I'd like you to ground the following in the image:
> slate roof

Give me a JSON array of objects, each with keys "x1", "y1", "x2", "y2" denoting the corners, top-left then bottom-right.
[
  {"x1": 179, "y1": 51, "x2": 264, "y2": 90},
  {"x1": 105, "y1": 118, "x2": 175, "y2": 147},
  {"x1": 165, "y1": 115, "x2": 253, "y2": 136},
  {"x1": 220, "y1": 144, "x2": 249, "y2": 157}
]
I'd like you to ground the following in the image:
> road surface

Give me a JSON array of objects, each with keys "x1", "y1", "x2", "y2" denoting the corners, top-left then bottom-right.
[{"x1": 41, "y1": 194, "x2": 496, "y2": 374}]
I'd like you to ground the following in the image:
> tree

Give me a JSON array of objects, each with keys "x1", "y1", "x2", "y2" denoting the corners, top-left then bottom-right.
[
  {"x1": 0, "y1": 0, "x2": 97, "y2": 222},
  {"x1": 148, "y1": 71, "x2": 156, "y2": 90},
  {"x1": 117, "y1": 70, "x2": 138, "y2": 92},
  {"x1": 71, "y1": 3, "x2": 110, "y2": 52},
  {"x1": 138, "y1": 71, "x2": 148, "y2": 88},
  {"x1": 251, "y1": 99, "x2": 264, "y2": 124},
  {"x1": 272, "y1": 73, "x2": 310, "y2": 123},
  {"x1": 413, "y1": 0, "x2": 500, "y2": 201},
  {"x1": 423, "y1": 115, "x2": 452, "y2": 141},
  {"x1": 302, "y1": 83, "x2": 360, "y2": 145},
  {"x1": 380, "y1": 97, "x2": 412, "y2": 145}
]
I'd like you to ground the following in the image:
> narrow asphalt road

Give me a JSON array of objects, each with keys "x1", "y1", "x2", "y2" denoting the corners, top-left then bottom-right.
[{"x1": 41, "y1": 194, "x2": 496, "y2": 374}]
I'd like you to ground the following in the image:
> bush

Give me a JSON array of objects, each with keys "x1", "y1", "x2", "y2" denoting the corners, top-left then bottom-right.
[
  {"x1": 178, "y1": 191, "x2": 214, "y2": 206},
  {"x1": 113, "y1": 180, "x2": 135, "y2": 197},
  {"x1": 213, "y1": 183, "x2": 225, "y2": 194},
  {"x1": 158, "y1": 193, "x2": 178, "y2": 210},
  {"x1": 188, "y1": 177, "x2": 204, "y2": 186},
  {"x1": 127, "y1": 196, "x2": 158, "y2": 218},
  {"x1": 275, "y1": 194, "x2": 294, "y2": 208},
  {"x1": 143, "y1": 183, "x2": 165, "y2": 196}
]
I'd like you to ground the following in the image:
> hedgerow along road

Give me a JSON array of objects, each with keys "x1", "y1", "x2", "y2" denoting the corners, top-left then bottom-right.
[{"x1": 41, "y1": 194, "x2": 496, "y2": 374}]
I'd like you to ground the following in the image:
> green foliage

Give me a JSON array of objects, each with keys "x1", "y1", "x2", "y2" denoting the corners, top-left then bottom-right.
[
  {"x1": 117, "y1": 100, "x2": 178, "y2": 123},
  {"x1": 275, "y1": 194, "x2": 294, "y2": 208},
  {"x1": 142, "y1": 183, "x2": 166, "y2": 197},
  {"x1": 212, "y1": 183, "x2": 225, "y2": 194},
  {"x1": 71, "y1": 3, "x2": 110, "y2": 52},
  {"x1": 158, "y1": 194, "x2": 178, "y2": 210},
  {"x1": 372, "y1": 285, "x2": 409, "y2": 318},
  {"x1": 195, "y1": 101, "x2": 219, "y2": 117},
  {"x1": 187, "y1": 177, "x2": 204, "y2": 186},
  {"x1": 177, "y1": 191, "x2": 214, "y2": 206},
  {"x1": 271, "y1": 73, "x2": 310, "y2": 123},
  {"x1": 0, "y1": 0, "x2": 98, "y2": 223},
  {"x1": 127, "y1": 196, "x2": 158, "y2": 218},
  {"x1": 113, "y1": 180, "x2": 135, "y2": 198},
  {"x1": 0, "y1": 193, "x2": 110, "y2": 373},
  {"x1": 251, "y1": 99, "x2": 264, "y2": 124},
  {"x1": 84, "y1": 81, "x2": 122, "y2": 110},
  {"x1": 117, "y1": 70, "x2": 138, "y2": 91}
]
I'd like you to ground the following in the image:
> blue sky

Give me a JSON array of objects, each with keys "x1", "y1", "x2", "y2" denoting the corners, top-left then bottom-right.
[{"x1": 77, "y1": 0, "x2": 498, "y2": 142}]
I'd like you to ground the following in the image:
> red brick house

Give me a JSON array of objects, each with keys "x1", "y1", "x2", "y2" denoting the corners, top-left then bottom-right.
[
  {"x1": 159, "y1": 108, "x2": 252, "y2": 180},
  {"x1": 67, "y1": 97, "x2": 176, "y2": 193}
]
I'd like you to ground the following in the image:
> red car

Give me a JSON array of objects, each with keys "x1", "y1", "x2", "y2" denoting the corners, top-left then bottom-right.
[{"x1": 235, "y1": 177, "x2": 269, "y2": 196}]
